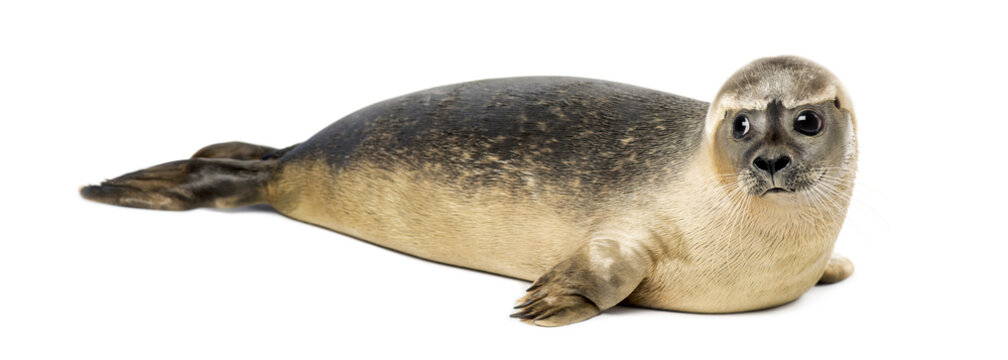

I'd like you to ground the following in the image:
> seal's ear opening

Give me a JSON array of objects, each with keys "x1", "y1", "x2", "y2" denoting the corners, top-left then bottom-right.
[{"x1": 833, "y1": 97, "x2": 841, "y2": 109}]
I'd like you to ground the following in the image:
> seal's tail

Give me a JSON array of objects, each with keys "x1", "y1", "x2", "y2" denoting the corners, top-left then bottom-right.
[{"x1": 79, "y1": 141, "x2": 295, "y2": 211}]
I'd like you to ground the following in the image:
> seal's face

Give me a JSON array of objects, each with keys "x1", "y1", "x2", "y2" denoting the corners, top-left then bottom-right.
[
  {"x1": 714, "y1": 97, "x2": 853, "y2": 197},
  {"x1": 706, "y1": 56, "x2": 857, "y2": 200}
]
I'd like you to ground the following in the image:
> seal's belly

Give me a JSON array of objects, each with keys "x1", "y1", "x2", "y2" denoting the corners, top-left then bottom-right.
[
  {"x1": 272, "y1": 145, "x2": 840, "y2": 314},
  {"x1": 272, "y1": 160, "x2": 588, "y2": 280},
  {"x1": 629, "y1": 235, "x2": 833, "y2": 313}
]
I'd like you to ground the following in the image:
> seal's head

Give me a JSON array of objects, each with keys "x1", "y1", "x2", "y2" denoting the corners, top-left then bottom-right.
[{"x1": 704, "y1": 56, "x2": 857, "y2": 199}]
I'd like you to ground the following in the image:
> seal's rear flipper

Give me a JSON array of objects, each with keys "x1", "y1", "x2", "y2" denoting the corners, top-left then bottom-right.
[
  {"x1": 191, "y1": 141, "x2": 301, "y2": 161},
  {"x1": 191, "y1": 141, "x2": 278, "y2": 160},
  {"x1": 80, "y1": 158, "x2": 275, "y2": 211}
]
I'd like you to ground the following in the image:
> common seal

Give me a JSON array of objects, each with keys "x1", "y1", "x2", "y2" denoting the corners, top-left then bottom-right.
[{"x1": 80, "y1": 55, "x2": 857, "y2": 326}]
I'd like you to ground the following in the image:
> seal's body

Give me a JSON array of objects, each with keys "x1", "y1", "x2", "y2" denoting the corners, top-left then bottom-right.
[
  {"x1": 82, "y1": 56, "x2": 858, "y2": 326},
  {"x1": 276, "y1": 77, "x2": 706, "y2": 282}
]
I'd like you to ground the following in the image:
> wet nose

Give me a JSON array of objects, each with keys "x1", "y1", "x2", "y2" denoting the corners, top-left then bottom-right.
[{"x1": 753, "y1": 155, "x2": 791, "y2": 175}]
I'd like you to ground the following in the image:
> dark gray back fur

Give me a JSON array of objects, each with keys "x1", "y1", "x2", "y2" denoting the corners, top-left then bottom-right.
[{"x1": 283, "y1": 77, "x2": 709, "y2": 193}]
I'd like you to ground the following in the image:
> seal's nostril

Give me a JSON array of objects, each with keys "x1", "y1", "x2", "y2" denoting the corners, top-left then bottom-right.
[
  {"x1": 753, "y1": 157, "x2": 770, "y2": 172},
  {"x1": 774, "y1": 156, "x2": 791, "y2": 171}
]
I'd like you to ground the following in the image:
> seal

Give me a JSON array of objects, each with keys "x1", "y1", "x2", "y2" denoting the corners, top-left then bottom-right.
[{"x1": 81, "y1": 55, "x2": 857, "y2": 326}]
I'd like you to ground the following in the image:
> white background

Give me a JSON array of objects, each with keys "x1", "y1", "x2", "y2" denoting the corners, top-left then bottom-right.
[{"x1": 2, "y1": 1, "x2": 1005, "y2": 359}]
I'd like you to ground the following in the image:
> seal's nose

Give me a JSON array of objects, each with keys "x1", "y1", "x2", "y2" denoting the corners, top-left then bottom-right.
[{"x1": 753, "y1": 155, "x2": 791, "y2": 175}]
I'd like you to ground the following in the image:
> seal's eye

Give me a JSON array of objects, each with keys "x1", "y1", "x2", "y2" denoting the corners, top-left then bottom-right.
[
  {"x1": 794, "y1": 110, "x2": 823, "y2": 136},
  {"x1": 732, "y1": 115, "x2": 750, "y2": 139}
]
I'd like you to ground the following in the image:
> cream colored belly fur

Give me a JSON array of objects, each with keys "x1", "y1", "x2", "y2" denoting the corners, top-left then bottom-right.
[{"x1": 271, "y1": 154, "x2": 845, "y2": 313}]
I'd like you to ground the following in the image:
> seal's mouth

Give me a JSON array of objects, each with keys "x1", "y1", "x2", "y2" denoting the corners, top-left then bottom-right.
[{"x1": 760, "y1": 187, "x2": 793, "y2": 196}]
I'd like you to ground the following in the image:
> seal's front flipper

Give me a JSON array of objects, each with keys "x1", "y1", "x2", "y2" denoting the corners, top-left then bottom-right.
[
  {"x1": 511, "y1": 239, "x2": 651, "y2": 326},
  {"x1": 191, "y1": 141, "x2": 278, "y2": 160},
  {"x1": 80, "y1": 158, "x2": 275, "y2": 211},
  {"x1": 818, "y1": 253, "x2": 854, "y2": 284}
]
